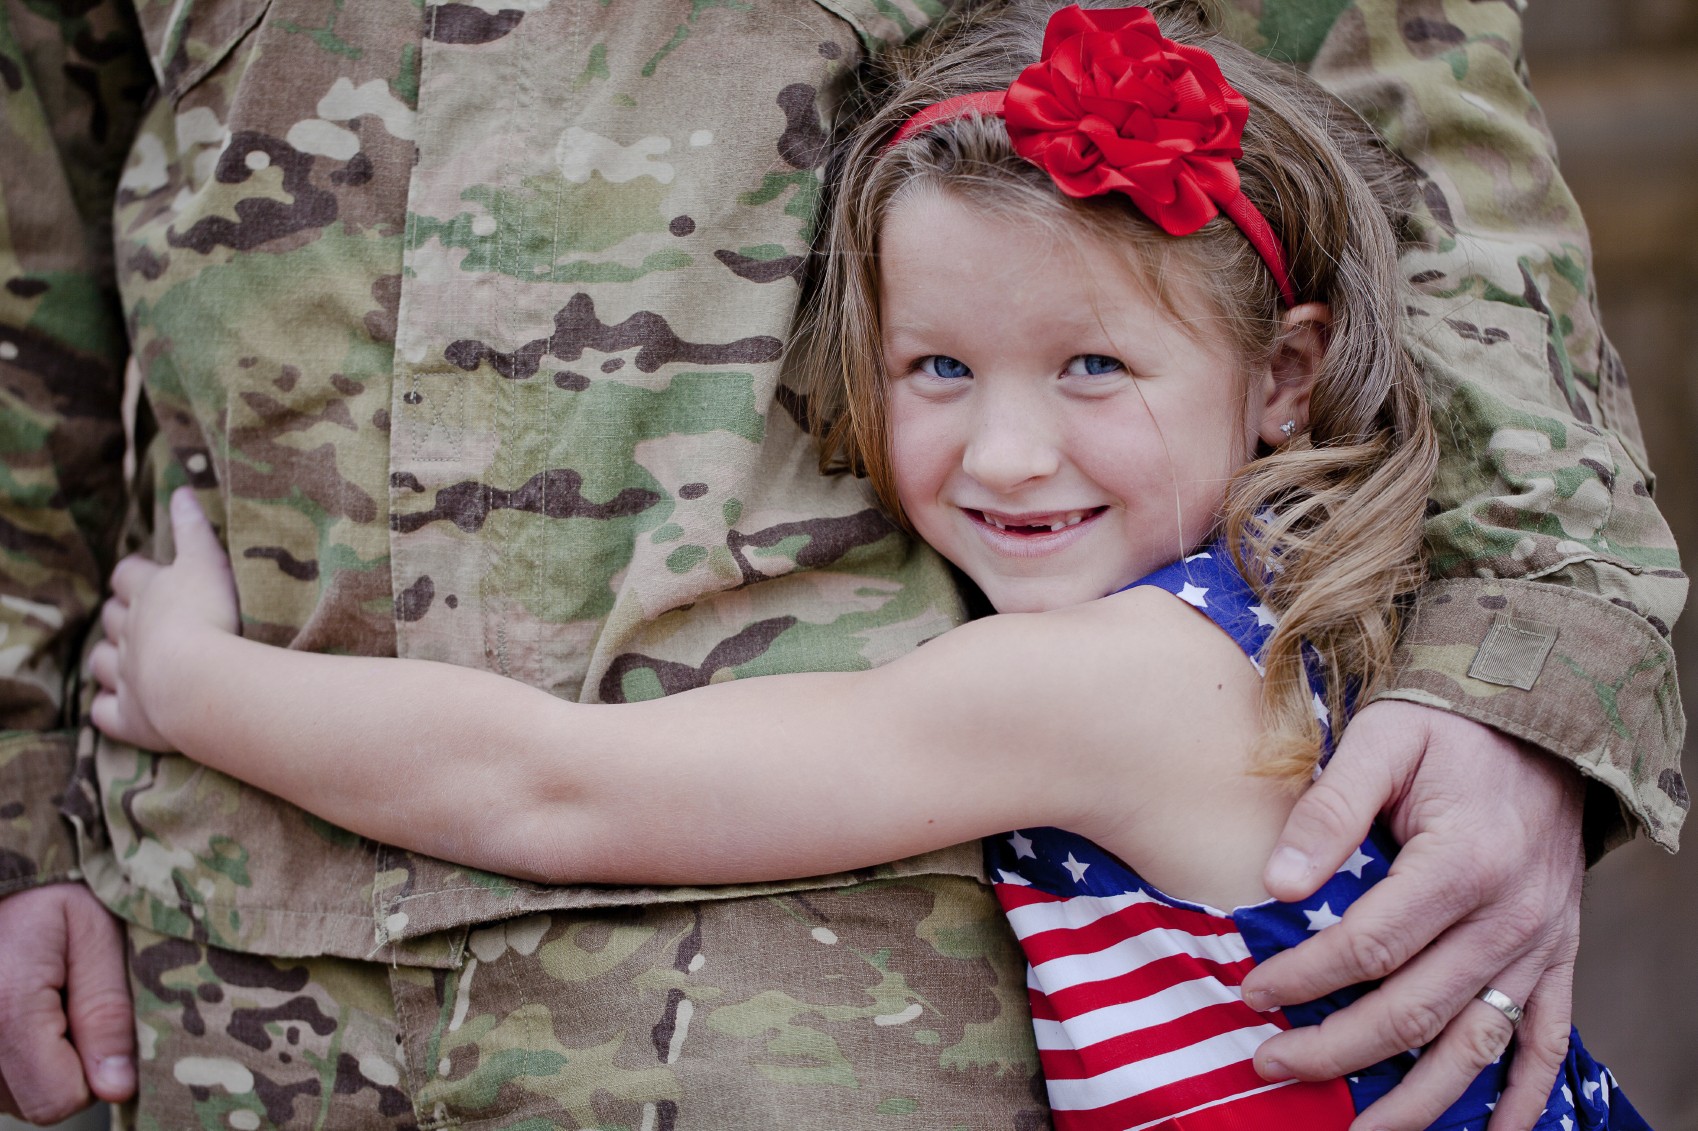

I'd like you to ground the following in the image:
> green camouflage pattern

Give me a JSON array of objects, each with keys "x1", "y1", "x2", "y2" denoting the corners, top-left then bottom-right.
[{"x1": 0, "y1": 0, "x2": 1686, "y2": 1121}]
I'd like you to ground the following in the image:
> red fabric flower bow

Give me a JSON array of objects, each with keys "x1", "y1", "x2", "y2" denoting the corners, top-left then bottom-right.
[
  {"x1": 1003, "y1": 5, "x2": 1246, "y2": 236},
  {"x1": 885, "y1": 6, "x2": 1294, "y2": 305}
]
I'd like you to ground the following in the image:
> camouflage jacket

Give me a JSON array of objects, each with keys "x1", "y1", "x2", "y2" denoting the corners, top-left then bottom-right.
[{"x1": 0, "y1": 0, "x2": 1684, "y2": 966}]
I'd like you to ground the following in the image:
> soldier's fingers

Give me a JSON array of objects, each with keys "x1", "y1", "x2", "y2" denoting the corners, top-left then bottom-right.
[
  {"x1": 1346, "y1": 966, "x2": 1534, "y2": 1131},
  {"x1": 1260, "y1": 704, "x2": 1415, "y2": 902},
  {"x1": 1254, "y1": 903, "x2": 1531, "y2": 1083},
  {"x1": 109, "y1": 554, "x2": 160, "y2": 601},
  {"x1": 0, "y1": 914, "x2": 91, "y2": 1124},
  {"x1": 1247, "y1": 861, "x2": 1470, "y2": 1013},
  {"x1": 1486, "y1": 961, "x2": 1574, "y2": 1131},
  {"x1": 62, "y1": 895, "x2": 135, "y2": 1104}
]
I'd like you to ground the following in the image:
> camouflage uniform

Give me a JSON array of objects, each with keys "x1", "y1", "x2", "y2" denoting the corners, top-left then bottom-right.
[{"x1": 0, "y1": 0, "x2": 1683, "y2": 1126}]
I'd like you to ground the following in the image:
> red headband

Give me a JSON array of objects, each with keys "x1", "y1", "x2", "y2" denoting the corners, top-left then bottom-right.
[{"x1": 886, "y1": 5, "x2": 1296, "y2": 307}]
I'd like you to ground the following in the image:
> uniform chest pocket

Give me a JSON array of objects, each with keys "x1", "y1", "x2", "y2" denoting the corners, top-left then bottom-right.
[{"x1": 137, "y1": 0, "x2": 273, "y2": 104}]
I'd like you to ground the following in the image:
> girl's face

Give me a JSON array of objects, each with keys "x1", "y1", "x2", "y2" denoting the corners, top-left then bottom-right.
[{"x1": 880, "y1": 190, "x2": 1305, "y2": 614}]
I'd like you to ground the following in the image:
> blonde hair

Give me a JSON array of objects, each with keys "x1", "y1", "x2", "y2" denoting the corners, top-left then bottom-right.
[{"x1": 785, "y1": 0, "x2": 1438, "y2": 778}]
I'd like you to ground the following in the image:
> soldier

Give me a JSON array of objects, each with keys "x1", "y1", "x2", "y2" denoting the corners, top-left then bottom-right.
[{"x1": 0, "y1": 1, "x2": 1682, "y2": 1128}]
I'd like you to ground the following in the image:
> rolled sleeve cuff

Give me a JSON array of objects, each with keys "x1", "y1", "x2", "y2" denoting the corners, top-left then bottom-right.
[
  {"x1": 1377, "y1": 579, "x2": 1686, "y2": 860},
  {"x1": 0, "y1": 729, "x2": 83, "y2": 896}
]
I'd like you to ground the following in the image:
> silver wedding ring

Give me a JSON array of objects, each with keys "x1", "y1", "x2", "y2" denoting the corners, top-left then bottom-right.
[{"x1": 1476, "y1": 986, "x2": 1525, "y2": 1026}]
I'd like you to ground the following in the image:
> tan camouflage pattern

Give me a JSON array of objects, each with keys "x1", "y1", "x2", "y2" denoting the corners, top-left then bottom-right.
[
  {"x1": 26, "y1": 0, "x2": 988, "y2": 958},
  {"x1": 0, "y1": 0, "x2": 1685, "y2": 1122},
  {"x1": 1228, "y1": 0, "x2": 1689, "y2": 855},
  {"x1": 122, "y1": 880, "x2": 1043, "y2": 1130}
]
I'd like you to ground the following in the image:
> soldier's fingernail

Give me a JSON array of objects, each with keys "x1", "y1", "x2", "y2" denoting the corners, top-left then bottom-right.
[
  {"x1": 1243, "y1": 987, "x2": 1278, "y2": 1012},
  {"x1": 95, "y1": 1056, "x2": 134, "y2": 1094},
  {"x1": 1259, "y1": 1058, "x2": 1293, "y2": 1082},
  {"x1": 1266, "y1": 846, "x2": 1313, "y2": 891}
]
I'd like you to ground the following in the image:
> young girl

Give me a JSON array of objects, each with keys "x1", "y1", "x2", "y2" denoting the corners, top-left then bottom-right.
[{"x1": 90, "y1": 4, "x2": 1643, "y2": 1129}]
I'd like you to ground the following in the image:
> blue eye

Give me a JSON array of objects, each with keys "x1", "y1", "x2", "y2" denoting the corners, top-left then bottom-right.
[
  {"x1": 1065, "y1": 354, "x2": 1125, "y2": 377},
  {"x1": 919, "y1": 355, "x2": 972, "y2": 380}
]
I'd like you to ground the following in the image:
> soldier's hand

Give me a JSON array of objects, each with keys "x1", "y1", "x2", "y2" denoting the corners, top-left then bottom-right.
[
  {"x1": 1240, "y1": 701, "x2": 1584, "y2": 1131},
  {"x1": 91, "y1": 487, "x2": 240, "y2": 751},
  {"x1": 0, "y1": 884, "x2": 135, "y2": 1123}
]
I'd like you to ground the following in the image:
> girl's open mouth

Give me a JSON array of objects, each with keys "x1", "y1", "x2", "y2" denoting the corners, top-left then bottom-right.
[{"x1": 966, "y1": 506, "x2": 1107, "y2": 536}]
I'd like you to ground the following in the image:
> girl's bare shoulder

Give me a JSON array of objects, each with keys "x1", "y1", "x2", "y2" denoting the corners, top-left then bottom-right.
[
  {"x1": 898, "y1": 585, "x2": 1262, "y2": 748},
  {"x1": 952, "y1": 585, "x2": 1255, "y2": 673}
]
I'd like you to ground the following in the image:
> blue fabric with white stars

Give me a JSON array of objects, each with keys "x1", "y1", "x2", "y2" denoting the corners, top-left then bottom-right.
[{"x1": 985, "y1": 541, "x2": 1649, "y2": 1130}]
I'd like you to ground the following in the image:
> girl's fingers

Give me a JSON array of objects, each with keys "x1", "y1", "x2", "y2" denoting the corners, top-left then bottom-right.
[
  {"x1": 107, "y1": 555, "x2": 159, "y2": 602},
  {"x1": 99, "y1": 599, "x2": 126, "y2": 646},
  {"x1": 169, "y1": 487, "x2": 225, "y2": 568},
  {"x1": 89, "y1": 692, "x2": 120, "y2": 740},
  {"x1": 90, "y1": 686, "x2": 138, "y2": 747},
  {"x1": 88, "y1": 642, "x2": 118, "y2": 694},
  {"x1": 90, "y1": 691, "x2": 166, "y2": 752}
]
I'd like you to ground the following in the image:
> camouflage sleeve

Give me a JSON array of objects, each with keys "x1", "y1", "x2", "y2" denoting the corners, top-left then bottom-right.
[
  {"x1": 1221, "y1": 0, "x2": 1686, "y2": 858},
  {"x1": 0, "y1": 1, "x2": 152, "y2": 894}
]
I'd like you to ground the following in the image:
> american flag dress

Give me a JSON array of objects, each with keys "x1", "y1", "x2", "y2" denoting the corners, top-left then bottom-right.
[{"x1": 986, "y1": 544, "x2": 1650, "y2": 1131}]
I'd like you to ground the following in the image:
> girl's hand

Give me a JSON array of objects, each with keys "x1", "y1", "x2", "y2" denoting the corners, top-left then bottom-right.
[{"x1": 89, "y1": 488, "x2": 239, "y2": 751}]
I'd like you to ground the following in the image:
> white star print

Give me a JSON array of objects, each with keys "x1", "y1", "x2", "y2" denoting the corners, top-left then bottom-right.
[
  {"x1": 1311, "y1": 692, "x2": 1330, "y2": 724},
  {"x1": 1062, "y1": 853, "x2": 1090, "y2": 884},
  {"x1": 1582, "y1": 1077, "x2": 1600, "y2": 1103},
  {"x1": 1008, "y1": 831, "x2": 1036, "y2": 859},
  {"x1": 1176, "y1": 582, "x2": 1210, "y2": 608},
  {"x1": 1184, "y1": 550, "x2": 1212, "y2": 562},
  {"x1": 1337, "y1": 848, "x2": 1374, "y2": 878},
  {"x1": 1304, "y1": 902, "x2": 1343, "y2": 931},
  {"x1": 1249, "y1": 603, "x2": 1277, "y2": 628},
  {"x1": 1562, "y1": 1084, "x2": 1573, "y2": 1107},
  {"x1": 1560, "y1": 1117, "x2": 1573, "y2": 1131},
  {"x1": 996, "y1": 869, "x2": 1032, "y2": 886}
]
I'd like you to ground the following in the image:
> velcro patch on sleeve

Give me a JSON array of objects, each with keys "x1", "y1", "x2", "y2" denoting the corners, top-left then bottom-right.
[{"x1": 1468, "y1": 616, "x2": 1559, "y2": 691}]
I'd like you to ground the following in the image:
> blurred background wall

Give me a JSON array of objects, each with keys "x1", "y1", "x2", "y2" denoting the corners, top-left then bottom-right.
[{"x1": 1525, "y1": 1, "x2": 1698, "y2": 1128}]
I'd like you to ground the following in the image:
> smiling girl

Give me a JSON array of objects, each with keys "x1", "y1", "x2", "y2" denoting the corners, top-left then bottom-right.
[{"x1": 89, "y1": 4, "x2": 1644, "y2": 1129}]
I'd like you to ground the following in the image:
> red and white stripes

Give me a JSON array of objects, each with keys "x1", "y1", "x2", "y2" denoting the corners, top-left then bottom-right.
[{"x1": 996, "y1": 882, "x2": 1355, "y2": 1130}]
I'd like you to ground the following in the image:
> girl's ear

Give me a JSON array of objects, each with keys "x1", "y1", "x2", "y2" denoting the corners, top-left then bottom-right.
[{"x1": 1254, "y1": 302, "x2": 1330, "y2": 448}]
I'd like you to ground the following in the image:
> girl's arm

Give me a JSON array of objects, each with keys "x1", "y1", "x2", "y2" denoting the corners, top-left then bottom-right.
[{"x1": 91, "y1": 490, "x2": 1260, "y2": 888}]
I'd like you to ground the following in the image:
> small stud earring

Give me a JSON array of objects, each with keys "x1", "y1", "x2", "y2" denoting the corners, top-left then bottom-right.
[{"x1": 1279, "y1": 420, "x2": 1297, "y2": 438}]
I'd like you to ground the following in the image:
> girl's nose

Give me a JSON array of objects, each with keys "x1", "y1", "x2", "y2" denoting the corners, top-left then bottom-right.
[{"x1": 960, "y1": 392, "x2": 1061, "y2": 492}]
